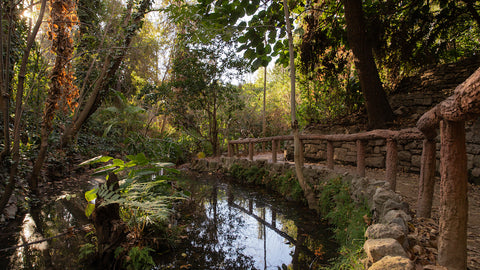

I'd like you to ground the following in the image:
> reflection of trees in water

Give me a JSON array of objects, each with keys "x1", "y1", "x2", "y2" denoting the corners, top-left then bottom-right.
[
  {"x1": 178, "y1": 176, "x2": 337, "y2": 269},
  {"x1": 8, "y1": 197, "x2": 86, "y2": 269},
  {"x1": 180, "y1": 178, "x2": 256, "y2": 269}
]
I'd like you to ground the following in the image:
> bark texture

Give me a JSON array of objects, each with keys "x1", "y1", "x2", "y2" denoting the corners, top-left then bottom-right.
[
  {"x1": 343, "y1": 0, "x2": 394, "y2": 128},
  {"x1": 438, "y1": 120, "x2": 468, "y2": 270},
  {"x1": 416, "y1": 139, "x2": 436, "y2": 218}
]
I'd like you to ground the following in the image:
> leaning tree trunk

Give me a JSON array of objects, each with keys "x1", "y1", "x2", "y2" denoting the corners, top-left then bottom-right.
[
  {"x1": 283, "y1": 0, "x2": 318, "y2": 211},
  {"x1": 60, "y1": 0, "x2": 151, "y2": 147},
  {"x1": 343, "y1": 0, "x2": 394, "y2": 129},
  {"x1": 0, "y1": 0, "x2": 47, "y2": 212}
]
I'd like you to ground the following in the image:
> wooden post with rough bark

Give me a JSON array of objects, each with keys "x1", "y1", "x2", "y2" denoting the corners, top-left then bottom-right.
[
  {"x1": 386, "y1": 139, "x2": 398, "y2": 191},
  {"x1": 249, "y1": 141, "x2": 254, "y2": 161},
  {"x1": 438, "y1": 120, "x2": 468, "y2": 270},
  {"x1": 228, "y1": 142, "x2": 233, "y2": 157},
  {"x1": 417, "y1": 138, "x2": 437, "y2": 218},
  {"x1": 327, "y1": 141, "x2": 334, "y2": 169},
  {"x1": 416, "y1": 66, "x2": 480, "y2": 269},
  {"x1": 356, "y1": 140, "x2": 365, "y2": 177},
  {"x1": 272, "y1": 139, "x2": 277, "y2": 163}
]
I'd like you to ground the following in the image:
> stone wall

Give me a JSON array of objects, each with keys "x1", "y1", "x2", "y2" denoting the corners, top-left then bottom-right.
[
  {"x1": 300, "y1": 56, "x2": 480, "y2": 181},
  {"x1": 190, "y1": 157, "x2": 421, "y2": 269}
]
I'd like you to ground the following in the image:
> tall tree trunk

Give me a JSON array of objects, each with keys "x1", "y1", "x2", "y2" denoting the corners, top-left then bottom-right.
[
  {"x1": 30, "y1": 0, "x2": 77, "y2": 192},
  {"x1": 0, "y1": 1, "x2": 14, "y2": 161},
  {"x1": 262, "y1": 65, "x2": 267, "y2": 152},
  {"x1": 60, "y1": 0, "x2": 151, "y2": 147},
  {"x1": 283, "y1": 0, "x2": 319, "y2": 211},
  {"x1": 0, "y1": 0, "x2": 47, "y2": 212},
  {"x1": 343, "y1": 0, "x2": 394, "y2": 129}
]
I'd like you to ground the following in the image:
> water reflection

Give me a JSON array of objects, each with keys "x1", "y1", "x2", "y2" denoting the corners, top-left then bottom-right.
[
  {"x1": 165, "y1": 175, "x2": 337, "y2": 269},
  {"x1": 1, "y1": 195, "x2": 90, "y2": 270}
]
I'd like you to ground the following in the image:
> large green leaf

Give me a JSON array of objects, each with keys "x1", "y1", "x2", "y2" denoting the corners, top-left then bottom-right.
[
  {"x1": 85, "y1": 188, "x2": 98, "y2": 202},
  {"x1": 79, "y1": 155, "x2": 113, "y2": 166}
]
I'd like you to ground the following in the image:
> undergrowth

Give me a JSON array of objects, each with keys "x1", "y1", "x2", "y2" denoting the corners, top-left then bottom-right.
[
  {"x1": 318, "y1": 177, "x2": 370, "y2": 269},
  {"x1": 228, "y1": 164, "x2": 304, "y2": 201}
]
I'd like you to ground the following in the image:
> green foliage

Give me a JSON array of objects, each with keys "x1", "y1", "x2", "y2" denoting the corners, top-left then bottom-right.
[
  {"x1": 123, "y1": 246, "x2": 155, "y2": 270},
  {"x1": 228, "y1": 164, "x2": 304, "y2": 201},
  {"x1": 78, "y1": 231, "x2": 98, "y2": 262},
  {"x1": 78, "y1": 243, "x2": 96, "y2": 261},
  {"x1": 318, "y1": 177, "x2": 369, "y2": 269},
  {"x1": 100, "y1": 91, "x2": 146, "y2": 138},
  {"x1": 236, "y1": 64, "x2": 291, "y2": 137},
  {"x1": 162, "y1": 32, "x2": 246, "y2": 155},
  {"x1": 81, "y1": 153, "x2": 185, "y2": 224},
  {"x1": 124, "y1": 133, "x2": 192, "y2": 164}
]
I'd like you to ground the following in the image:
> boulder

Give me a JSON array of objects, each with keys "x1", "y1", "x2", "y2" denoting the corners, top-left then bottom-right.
[
  {"x1": 368, "y1": 256, "x2": 414, "y2": 270},
  {"x1": 364, "y1": 238, "x2": 408, "y2": 264},
  {"x1": 365, "y1": 223, "x2": 406, "y2": 245}
]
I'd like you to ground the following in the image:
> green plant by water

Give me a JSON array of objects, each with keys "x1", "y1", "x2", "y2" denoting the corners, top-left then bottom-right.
[
  {"x1": 80, "y1": 153, "x2": 188, "y2": 267},
  {"x1": 318, "y1": 177, "x2": 370, "y2": 269}
]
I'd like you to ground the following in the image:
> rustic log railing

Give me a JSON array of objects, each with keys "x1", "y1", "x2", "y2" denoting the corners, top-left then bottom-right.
[
  {"x1": 228, "y1": 67, "x2": 480, "y2": 269},
  {"x1": 228, "y1": 128, "x2": 424, "y2": 191},
  {"x1": 415, "y1": 67, "x2": 480, "y2": 270}
]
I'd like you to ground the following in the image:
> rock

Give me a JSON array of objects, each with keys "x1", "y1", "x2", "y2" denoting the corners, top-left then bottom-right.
[
  {"x1": 382, "y1": 210, "x2": 411, "y2": 223},
  {"x1": 423, "y1": 265, "x2": 448, "y2": 270},
  {"x1": 372, "y1": 188, "x2": 402, "y2": 217},
  {"x1": 364, "y1": 238, "x2": 408, "y2": 264},
  {"x1": 394, "y1": 106, "x2": 409, "y2": 116},
  {"x1": 398, "y1": 151, "x2": 412, "y2": 161},
  {"x1": 366, "y1": 156, "x2": 385, "y2": 168},
  {"x1": 382, "y1": 199, "x2": 409, "y2": 217},
  {"x1": 368, "y1": 256, "x2": 414, "y2": 270},
  {"x1": 365, "y1": 223, "x2": 406, "y2": 245}
]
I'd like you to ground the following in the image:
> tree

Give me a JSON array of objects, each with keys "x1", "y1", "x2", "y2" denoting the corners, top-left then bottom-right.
[
  {"x1": 342, "y1": 0, "x2": 393, "y2": 128},
  {"x1": 283, "y1": 0, "x2": 318, "y2": 211},
  {"x1": 0, "y1": 0, "x2": 47, "y2": 212},
  {"x1": 60, "y1": 0, "x2": 153, "y2": 147},
  {"x1": 167, "y1": 37, "x2": 244, "y2": 156},
  {"x1": 29, "y1": 0, "x2": 78, "y2": 192}
]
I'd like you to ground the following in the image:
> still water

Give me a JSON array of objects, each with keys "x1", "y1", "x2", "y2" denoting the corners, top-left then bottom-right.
[
  {"x1": 0, "y1": 174, "x2": 338, "y2": 269},
  {"x1": 159, "y1": 174, "x2": 338, "y2": 269}
]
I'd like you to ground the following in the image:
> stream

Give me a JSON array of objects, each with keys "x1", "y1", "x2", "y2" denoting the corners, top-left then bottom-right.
[
  {"x1": 157, "y1": 174, "x2": 338, "y2": 269},
  {"x1": 0, "y1": 173, "x2": 338, "y2": 269}
]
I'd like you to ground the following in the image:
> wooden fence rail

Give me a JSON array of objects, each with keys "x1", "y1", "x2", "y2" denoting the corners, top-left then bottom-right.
[
  {"x1": 227, "y1": 67, "x2": 480, "y2": 270},
  {"x1": 228, "y1": 128, "x2": 424, "y2": 192}
]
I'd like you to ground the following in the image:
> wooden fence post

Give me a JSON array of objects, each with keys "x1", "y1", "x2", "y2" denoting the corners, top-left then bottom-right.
[
  {"x1": 249, "y1": 141, "x2": 254, "y2": 161},
  {"x1": 356, "y1": 140, "x2": 365, "y2": 177},
  {"x1": 417, "y1": 138, "x2": 436, "y2": 218},
  {"x1": 327, "y1": 141, "x2": 334, "y2": 169},
  {"x1": 228, "y1": 142, "x2": 233, "y2": 157},
  {"x1": 438, "y1": 120, "x2": 468, "y2": 270},
  {"x1": 272, "y1": 139, "x2": 277, "y2": 163},
  {"x1": 386, "y1": 139, "x2": 398, "y2": 191}
]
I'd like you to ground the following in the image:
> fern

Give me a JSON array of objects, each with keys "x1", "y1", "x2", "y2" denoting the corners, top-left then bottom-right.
[{"x1": 82, "y1": 154, "x2": 186, "y2": 224}]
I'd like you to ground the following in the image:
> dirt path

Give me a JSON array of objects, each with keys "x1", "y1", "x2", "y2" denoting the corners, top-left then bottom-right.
[{"x1": 248, "y1": 152, "x2": 480, "y2": 269}]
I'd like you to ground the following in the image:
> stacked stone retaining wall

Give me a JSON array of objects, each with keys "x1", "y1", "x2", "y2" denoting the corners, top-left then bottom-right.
[{"x1": 299, "y1": 56, "x2": 480, "y2": 181}]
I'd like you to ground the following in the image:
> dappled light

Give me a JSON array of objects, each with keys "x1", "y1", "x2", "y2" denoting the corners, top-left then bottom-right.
[{"x1": 1, "y1": 0, "x2": 480, "y2": 269}]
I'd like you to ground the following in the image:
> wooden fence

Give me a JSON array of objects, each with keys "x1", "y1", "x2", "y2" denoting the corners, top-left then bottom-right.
[
  {"x1": 228, "y1": 67, "x2": 480, "y2": 270},
  {"x1": 228, "y1": 128, "x2": 424, "y2": 192}
]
